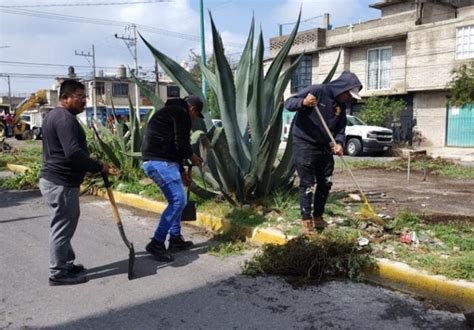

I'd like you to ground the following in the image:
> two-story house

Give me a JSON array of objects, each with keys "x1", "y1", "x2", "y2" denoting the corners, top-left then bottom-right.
[{"x1": 271, "y1": 0, "x2": 474, "y2": 148}]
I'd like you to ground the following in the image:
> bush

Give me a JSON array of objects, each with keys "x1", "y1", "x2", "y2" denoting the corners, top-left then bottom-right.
[{"x1": 359, "y1": 97, "x2": 405, "y2": 127}]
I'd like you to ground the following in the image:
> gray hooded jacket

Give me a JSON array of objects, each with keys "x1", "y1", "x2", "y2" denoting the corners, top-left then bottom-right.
[{"x1": 284, "y1": 71, "x2": 362, "y2": 148}]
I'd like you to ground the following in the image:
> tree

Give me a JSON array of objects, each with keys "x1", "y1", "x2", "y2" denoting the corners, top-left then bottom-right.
[
  {"x1": 449, "y1": 61, "x2": 474, "y2": 107},
  {"x1": 359, "y1": 96, "x2": 405, "y2": 127},
  {"x1": 188, "y1": 50, "x2": 220, "y2": 119}
]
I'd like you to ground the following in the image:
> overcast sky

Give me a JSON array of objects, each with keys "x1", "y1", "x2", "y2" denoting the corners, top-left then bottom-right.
[{"x1": 0, "y1": 0, "x2": 380, "y2": 95}]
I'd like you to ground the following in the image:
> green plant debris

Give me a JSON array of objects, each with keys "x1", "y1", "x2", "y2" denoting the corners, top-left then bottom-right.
[
  {"x1": 242, "y1": 228, "x2": 374, "y2": 284},
  {"x1": 0, "y1": 162, "x2": 41, "y2": 189},
  {"x1": 226, "y1": 206, "x2": 266, "y2": 228},
  {"x1": 0, "y1": 146, "x2": 42, "y2": 169},
  {"x1": 208, "y1": 229, "x2": 249, "y2": 258}
]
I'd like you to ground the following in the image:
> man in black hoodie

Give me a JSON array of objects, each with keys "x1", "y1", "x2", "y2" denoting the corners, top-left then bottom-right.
[
  {"x1": 141, "y1": 96, "x2": 203, "y2": 262},
  {"x1": 284, "y1": 71, "x2": 362, "y2": 233},
  {"x1": 40, "y1": 79, "x2": 109, "y2": 286}
]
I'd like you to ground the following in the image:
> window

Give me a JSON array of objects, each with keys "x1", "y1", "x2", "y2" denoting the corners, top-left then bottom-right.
[
  {"x1": 367, "y1": 47, "x2": 391, "y2": 90},
  {"x1": 140, "y1": 82, "x2": 156, "y2": 97},
  {"x1": 167, "y1": 85, "x2": 180, "y2": 98},
  {"x1": 95, "y1": 81, "x2": 105, "y2": 95},
  {"x1": 291, "y1": 54, "x2": 312, "y2": 94},
  {"x1": 112, "y1": 83, "x2": 129, "y2": 96},
  {"x1": 456, "y1": 25, "x2": 474, "y2": 59}
]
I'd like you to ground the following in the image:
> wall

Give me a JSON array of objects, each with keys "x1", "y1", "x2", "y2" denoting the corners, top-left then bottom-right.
[
  {"x1": 379, "y1": 2, "x2": 415, "y2": 17},
  {"x1": 413, "y1": 91, "x2": 447, "y2": 146},
  {"x1": 406, "y1": 15, "x2": 474, "y2": 91}
]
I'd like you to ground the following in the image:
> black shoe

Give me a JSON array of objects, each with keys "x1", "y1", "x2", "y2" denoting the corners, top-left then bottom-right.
[
  {"x1": 49, "y1": 273, "x2": 88, "y2": 286},
  {"x1": 169, "y1": 235, "x2": 194, "y2": 252},
  {"x1": 68, "y1": 264, "x2": 86, "y2": 274},
  {"x1": 145, "y1": 238, "x2": 174, "y2": 262}
]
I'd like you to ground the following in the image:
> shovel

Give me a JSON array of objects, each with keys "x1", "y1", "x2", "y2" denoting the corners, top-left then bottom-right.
[
  {"x1": 181, "y1": 164, "x2": 197, "y2": 221},
  {"x1": 311, "y1": 99, "x2": 386, "y2": 227},
  {"x1": 101, "y1": 173, "x2": 135, "y2": 280}
]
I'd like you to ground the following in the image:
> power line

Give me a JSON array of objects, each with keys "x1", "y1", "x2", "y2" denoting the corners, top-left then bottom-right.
[
  {"x1": 0, "y1": 8, "x2": 246, "y2": 47},
  {"x1": 0, "y1": 60, "x2": 122, "y2": 70},
  {"x1": 0, "y1": 0, "x2": 173, "y2": 8}
]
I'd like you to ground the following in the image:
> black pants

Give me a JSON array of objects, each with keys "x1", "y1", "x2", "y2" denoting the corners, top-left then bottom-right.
[{"x1": 294, "y1": 145, "x2": 334, "y2": 219}]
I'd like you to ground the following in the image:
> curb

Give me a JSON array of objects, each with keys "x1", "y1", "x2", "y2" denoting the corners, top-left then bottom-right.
[
  {"x1": 6, "y1": 164, "x2": 29, "y2": 173},
  {"x1": 6, "y1": 163, "x2": 474, "y2": 311}
]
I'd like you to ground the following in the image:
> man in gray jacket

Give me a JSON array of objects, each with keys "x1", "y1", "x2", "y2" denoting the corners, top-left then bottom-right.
[
  {"x1": 284, "y1": 71, "x2": 362, "y2": 233},
  {"x1": 40, "y1": 79, "x2": 109, "y2": 286}
]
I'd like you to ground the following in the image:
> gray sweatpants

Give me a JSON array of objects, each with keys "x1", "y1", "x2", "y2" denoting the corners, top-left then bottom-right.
[{"x1": 39, "y1": 178, "x2": 80, "y2": 277}]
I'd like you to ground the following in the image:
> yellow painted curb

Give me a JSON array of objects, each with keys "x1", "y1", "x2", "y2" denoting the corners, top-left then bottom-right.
[
  {"x1": 366, "y1": 258, "x2": 474, "y2": 310},
  {"x1": 6, "y1": 164, "x2": 29, "y2": 173}
]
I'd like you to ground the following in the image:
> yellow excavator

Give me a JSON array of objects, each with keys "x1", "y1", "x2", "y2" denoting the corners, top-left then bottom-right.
[{"x1": 0, "y1": 90, "x2": 48, "y2": 140}]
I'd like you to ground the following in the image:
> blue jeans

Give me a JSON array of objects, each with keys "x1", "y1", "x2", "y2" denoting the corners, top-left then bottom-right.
[{"x1": 143, "y1": 160, "x2": 186, "y2": 242}]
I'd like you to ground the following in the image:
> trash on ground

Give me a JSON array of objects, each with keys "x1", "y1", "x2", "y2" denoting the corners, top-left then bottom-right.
[{"x1": 358, "y1": 237, "x2": 369, "y2": 246}]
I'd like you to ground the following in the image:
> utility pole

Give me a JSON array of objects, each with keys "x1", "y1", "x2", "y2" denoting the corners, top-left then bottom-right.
[
  {"x1": 75, "y1": 45, "x2": 97, "y2": 122},
  {"x1": 6, "y1": 75, "x2": 12, "y2": 114},
  {"x1": 199, "y1": 0, "x2": 207, "y2": 99},
  {"x1": 115, "y1": 24, "x2": 140, "y2": 120},
  {"x1": 155, "y1": 60, "x2": 160, "y2": 98}
]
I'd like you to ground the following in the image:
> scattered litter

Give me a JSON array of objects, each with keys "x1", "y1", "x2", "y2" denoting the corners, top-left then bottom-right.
[
  {"x1": 348, "y1": 193, "x2": 361, "y2": 202},
  {"x1": 358, "y1": 237, "x2": 369, "y2": 246},
  {"x1": 453, "y1": 246, "x2": 460, "y2": 252},
  {"x1": 400, "y1": 231, "x2": 419, "y2": 245}
]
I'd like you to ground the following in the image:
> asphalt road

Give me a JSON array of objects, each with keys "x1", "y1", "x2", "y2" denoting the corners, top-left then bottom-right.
[{"x1": 0, "y1": 186, "x2": 469, "y2": 329}]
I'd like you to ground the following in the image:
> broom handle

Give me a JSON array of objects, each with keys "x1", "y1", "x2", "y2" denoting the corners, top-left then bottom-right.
[{"x1": 311, "y1": 101, "x2": 368, "y2": 201}]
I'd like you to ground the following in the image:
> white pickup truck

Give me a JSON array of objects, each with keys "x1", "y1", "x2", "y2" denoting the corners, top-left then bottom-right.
[{"x1": 345, "y1": 115, "x2": 393, "y2": 156}]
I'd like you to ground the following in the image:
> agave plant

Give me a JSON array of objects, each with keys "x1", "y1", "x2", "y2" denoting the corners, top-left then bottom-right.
[{"x1": 138, "y1": 11, "x2": 340, "y2": 204}]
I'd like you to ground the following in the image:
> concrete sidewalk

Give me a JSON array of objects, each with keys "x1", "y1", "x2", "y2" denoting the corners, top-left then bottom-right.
[{"x1": 424, "y1": 147, "x2": 474, "y2": 164}]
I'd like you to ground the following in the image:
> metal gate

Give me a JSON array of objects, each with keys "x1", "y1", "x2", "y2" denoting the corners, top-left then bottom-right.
[{"x1": 447, "y1": 104, "x2": 474, "y2": 147}]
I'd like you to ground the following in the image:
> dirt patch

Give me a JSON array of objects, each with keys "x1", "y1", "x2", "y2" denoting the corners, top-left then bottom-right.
[{"x1": 332, "y1": 168, "x2": 474, "y2": 223}]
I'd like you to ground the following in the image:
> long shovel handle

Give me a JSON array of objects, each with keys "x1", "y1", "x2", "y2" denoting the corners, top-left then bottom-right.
[
  {"x1": 101, "y1": 173, "x2": 132, "y2": 248},
  {"x1": 311, "y1": 101, "x2": 369, "y2": 202}
]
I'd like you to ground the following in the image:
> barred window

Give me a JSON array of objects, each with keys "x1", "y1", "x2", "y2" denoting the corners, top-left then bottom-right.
[
  {"x1": 291, "y1": 54, "x2": 312, "y2": 94},
  {"x1": 112, "y1": 83, "x2": 129, "y2": 96},
  {"x1": 367, "y1": 47, "x2": 391, "y2": 90},
  {"x1": 456, "y1": 25, "x2": 474, "y2": 59}
]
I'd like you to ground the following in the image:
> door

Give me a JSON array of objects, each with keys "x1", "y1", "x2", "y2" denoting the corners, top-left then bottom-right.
[{"x1": 447, "y1": 104, "x2": 474, "y2": 147}]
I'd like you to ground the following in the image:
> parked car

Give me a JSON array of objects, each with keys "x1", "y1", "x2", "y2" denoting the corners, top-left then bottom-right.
[
  {"x1": 212, "y1": 119, "x2": 223, "y2": 128},
  {"x1": 345, "y1": 115, "x2": 393, "y2": 156}
]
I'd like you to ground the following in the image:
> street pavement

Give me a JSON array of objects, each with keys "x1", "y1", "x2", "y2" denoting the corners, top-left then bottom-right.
[{"x1": 0, "y1": 186, "x2": 469, "y2": 329}]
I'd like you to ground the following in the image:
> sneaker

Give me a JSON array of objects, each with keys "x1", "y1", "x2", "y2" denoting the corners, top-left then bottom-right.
[
  {"x1": 168, "y1": 235, "x2": 194, "y2": 252},
  {"x1": 145, "y1": 238, "x2": 174, "y2": 262},
  {"x1": 49, "y1": 273, "x2": 88, "y2": 286}
]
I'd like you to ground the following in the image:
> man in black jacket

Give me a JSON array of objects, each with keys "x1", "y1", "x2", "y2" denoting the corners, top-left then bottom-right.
[
  {"x1": 40, "y1": 79, "x2": 109, "y2": 286},
  {"x1": 141, "y1": 96, "x2": 203, "y2": 261},
  {"x1": 284, "y1": 71, "x2": 362, "y2": 233}
]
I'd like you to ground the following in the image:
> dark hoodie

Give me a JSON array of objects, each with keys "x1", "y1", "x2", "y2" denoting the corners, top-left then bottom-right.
[
  {"x1": 141, "y1": 98, "x2": 193, "y2": 171},
  {"x1": 284, "y1": 71, "x2": 362, "y2": 148}
]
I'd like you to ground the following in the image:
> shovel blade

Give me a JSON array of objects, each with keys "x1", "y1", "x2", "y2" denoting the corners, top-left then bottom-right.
[{"x1": 181, "y1": 201, "x2": 197, "y2": 221}]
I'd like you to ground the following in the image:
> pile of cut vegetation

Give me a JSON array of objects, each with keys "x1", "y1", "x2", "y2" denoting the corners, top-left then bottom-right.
[{"x1": 242, "y1": 228, "x2": 375, "y2": 284}]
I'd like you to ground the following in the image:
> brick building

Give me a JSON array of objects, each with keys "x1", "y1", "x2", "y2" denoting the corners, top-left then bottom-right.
[{"x1": 270, "y1": 0, "x2": 474, "y2": 148}]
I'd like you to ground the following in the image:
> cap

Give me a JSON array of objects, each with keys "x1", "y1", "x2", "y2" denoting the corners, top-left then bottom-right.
[
  {"x1": 349, "y1": 87, "x2": 361, "y2": 100},
  {"x1": 184, "y1": 95, "x2": 204, "y2": 118}
]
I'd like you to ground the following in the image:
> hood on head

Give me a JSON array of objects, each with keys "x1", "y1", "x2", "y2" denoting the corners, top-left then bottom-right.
[{"x1": 327, "y1": 71, "x2": 363, "y2": 98}]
